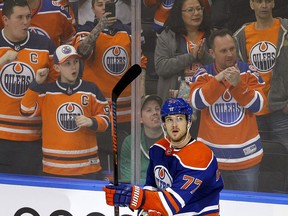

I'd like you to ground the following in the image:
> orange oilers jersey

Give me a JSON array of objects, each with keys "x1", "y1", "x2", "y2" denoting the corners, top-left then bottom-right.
[
  {"x1": 0, "y1": 31, "x2": 57, "y2": 141},
  {"x1": 190, "y1": 61, "x2": 265, "y2": 170},
  {"x1": 243, "y1": 19, "x2": 280, "y2": 115},
  {"x1": 20, "y1": 79, "x2": 110, "y2": 176},
  {"x1": 143, "y1": 138, "x2": 223, "y2": 215},
  {"x1": 74, "y1": 21, "x2": 133, "y2": 123},
  {"x1": 0, "y1": 0, "x2": 76, "y2": 46}
]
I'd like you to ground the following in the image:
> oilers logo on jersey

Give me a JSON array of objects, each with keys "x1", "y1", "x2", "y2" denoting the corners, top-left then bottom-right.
[
  {"x1": 210, "y1": 89, "x2": 244, "y2": 127},
  {"x1": 103, "y1": 46, "x2": 128, "y2": 76},
  {"x1": 249, "y1": 41, "x2": 276, "y2": 72},
  {"x1": 154, "y1": 165, "x2": 173, "y2": 190},
  {"x1": 0, "y1": 62, "x2": 34, "y2": 98},
  {"x1": 57, "y1": 102, "x2": 83, "y2": 132}
]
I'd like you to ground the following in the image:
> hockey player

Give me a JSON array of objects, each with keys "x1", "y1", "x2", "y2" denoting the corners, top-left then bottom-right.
[
  {"x1": 20, "y1": 45, "x2": 110, "y2": 179},
  {"x1": 103, "y1": 98, "x2": 223, "y2": 216}
]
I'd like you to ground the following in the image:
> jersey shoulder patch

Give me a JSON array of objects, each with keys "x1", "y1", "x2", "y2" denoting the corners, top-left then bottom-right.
[{"x1": 176, "y1": 140, "x2": 214, "y2": 169}]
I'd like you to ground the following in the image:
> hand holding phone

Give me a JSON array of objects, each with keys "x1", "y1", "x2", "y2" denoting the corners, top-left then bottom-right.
[{"x1": 105, "y1": 2, "x2": 116, "y2": 18}]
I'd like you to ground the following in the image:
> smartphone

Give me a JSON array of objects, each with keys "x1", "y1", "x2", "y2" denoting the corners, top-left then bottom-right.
[{"x1": 105, "y1": 2, "x2": 116, "y2": 17}]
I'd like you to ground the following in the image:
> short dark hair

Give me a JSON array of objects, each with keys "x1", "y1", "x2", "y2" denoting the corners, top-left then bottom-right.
[
  {"x1": 2, "y1": 0, "x2": 30, "y2": 18},
  {"x1": 208, "y1": 28, "x2": 234, "y2": 49}
]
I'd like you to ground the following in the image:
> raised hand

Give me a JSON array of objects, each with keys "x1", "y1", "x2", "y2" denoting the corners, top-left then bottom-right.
[
  {"x1": 224, "y1": 64, "x2": 240, "y2": 86},
  {"x1": 192, "y1": 38, "x2": 206, "y2": 60},
  {"x1": 35, "y1": 68, "x2": 49, "y2": 84}
]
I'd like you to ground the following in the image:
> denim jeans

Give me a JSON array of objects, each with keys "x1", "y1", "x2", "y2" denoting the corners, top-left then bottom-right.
[
  {"x1": 256, "y1": 110, "x2": 288, "y2": 150},
  {"x1": 220, "y1": 164, "x2": 259, "y2": 191}
]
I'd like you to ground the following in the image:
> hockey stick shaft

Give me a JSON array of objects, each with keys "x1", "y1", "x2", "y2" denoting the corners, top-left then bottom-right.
[{"x1": 111, "y1": 64, "x2": 142, "y2": 216}]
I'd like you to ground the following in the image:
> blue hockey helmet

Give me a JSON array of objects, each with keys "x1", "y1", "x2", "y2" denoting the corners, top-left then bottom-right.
[{"x1": 161, "y1": 98, "x2": 193, "y2": 123}]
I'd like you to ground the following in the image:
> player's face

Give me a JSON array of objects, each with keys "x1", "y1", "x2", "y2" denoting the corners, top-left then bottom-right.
[
  {"x1": 141, "y1": 100, "x2": 161, "y2": 130},
  {"x1": 181, "y1": 0, "x2": 203, "y2": 30},
  {"x1": 3, "y1": 6, "x2": 31, "y2": 42},
  {"x1": 57, "y1": 57, "x2": 80, "y2": 84},
  {"x1": 164, "y1": 114, "x2": 189, "y2": 144},
  {"x1": 92, "y1": 0, "x2": 112, "y2": 18},
  {"x1": 209, "y1": 35, "x2": 237, "y2": 71},
  {"x1": 250, "y1": 0, "x2": 274, "y2": 20}
]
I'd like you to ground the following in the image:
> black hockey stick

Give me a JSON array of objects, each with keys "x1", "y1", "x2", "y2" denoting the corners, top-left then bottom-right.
[{"x1": 111, "y1": 64, "x2": 142, "y2": 216}]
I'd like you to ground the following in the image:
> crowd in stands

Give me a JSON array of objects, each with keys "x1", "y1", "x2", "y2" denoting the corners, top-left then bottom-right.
[{"x1": 0, "y1": 0, "x2": 288, "y2": 194}]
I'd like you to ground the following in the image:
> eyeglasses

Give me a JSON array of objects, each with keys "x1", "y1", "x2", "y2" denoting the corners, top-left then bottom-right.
[{"x1": 182, "y1": 7, "x2": 204, "y2": 14}]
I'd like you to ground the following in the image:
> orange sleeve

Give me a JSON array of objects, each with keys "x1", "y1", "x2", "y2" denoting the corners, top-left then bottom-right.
[
  {"x1": 20, "y1": 88, "x2": 41, "y2": 117},
  {"x1": 143, "y1": 0, "x2": 161, "y2": 7},
  {"x1": 190, "y1": 76, "x2": 227, "y2": 106},
  {"x1": 142, "y1": 190, "x2": 169, "y2": 216}
]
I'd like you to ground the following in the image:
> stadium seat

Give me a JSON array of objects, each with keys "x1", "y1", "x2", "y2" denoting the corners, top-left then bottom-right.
[{"x1": 258, "y1": 140, "x2": 288, "y2": 193}]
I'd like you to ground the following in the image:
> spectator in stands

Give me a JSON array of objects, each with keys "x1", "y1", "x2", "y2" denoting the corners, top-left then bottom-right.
[
  {"x1": 143, "y1": 0, "x2": 211, "y2": 35},
  {"x1": 73, "y1": 0, "x2": 146, "y2": 171},
  {"x1": 74, "y1": 0, "x2": 146, "y2": 127},
  {"x1": 234, "y1": 0, "x2": 288, "y2": 149},
  {"x1": 77, "y1": 0, "x2": 132, "y2": 26},
  {"x1": 120, "y1": 95, "x2": 163, "y2": 183},
  {"x1": 0, "y1": 0, "x2": 57, "y2": 175},
  {"x1": 190, "y1": 29, "x2": 266, "y2": 191},
  {"x1": 20, "y1": 45, "x2": 110, "y2": 179},
  {"x1": 154, "y1": 0, "x2": 212, "y2": 137},
  {"x1": 0, "y1": 0, "x2": 76, "y2": 46},
  {"x1": 155, "y1": 0, "x2": 212, "y2": 102}
]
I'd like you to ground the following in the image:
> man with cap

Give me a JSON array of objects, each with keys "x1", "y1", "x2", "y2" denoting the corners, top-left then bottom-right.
[
  {"x1": 20, "y1": 45, "x2": 111, "y2": 179},
  {"x1": 120, "y1": 94, "x2": 163, "y2": 183},
  {"x1": 104, "y1": 98, "x2": 223, "y2": 216}
]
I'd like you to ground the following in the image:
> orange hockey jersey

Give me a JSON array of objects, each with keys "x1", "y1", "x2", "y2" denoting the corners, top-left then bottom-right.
[
  {"x1": 242, "y1": 19, "x2": 280, "y2": 115},
  {"x1": 0, "y1": 31, "x2": 57, "y2": 141},
  {"x1": 20, "y1": 79, "x2": 110, "y2": 176},
  {"x1": 0, "y1": 0, "x2": 76, "y2": 46},
  {"x1": 74, "y1": 20, "x2": 134, "y2": 123},
  {"x1": 190, "y1": 61, "x2": 265, "y2": 170}
]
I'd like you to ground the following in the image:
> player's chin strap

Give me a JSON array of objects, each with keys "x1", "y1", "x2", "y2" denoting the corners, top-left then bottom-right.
[{"x1": 161, "y1": 121, "x2": 192, "y2": 151}]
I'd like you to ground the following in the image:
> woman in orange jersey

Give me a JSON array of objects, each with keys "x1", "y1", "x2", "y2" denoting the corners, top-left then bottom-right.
[{"x1": 20, "y1": 45, "x2": 110, "y2": 179}]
